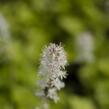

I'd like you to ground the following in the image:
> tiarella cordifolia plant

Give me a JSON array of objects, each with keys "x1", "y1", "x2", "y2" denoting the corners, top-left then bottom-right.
[
  {"x1": 0, "y1": 14, "x2": 11, "y2": 60},
  {"x1": 37, "y1": 43, "x2": 67, "y2": 103},
  {"x1": 75, "y1": 32, "x2": 95, "y2": 63},
  {"x1": 0, "y1": 14, "x2": 11, "y2": 41}
]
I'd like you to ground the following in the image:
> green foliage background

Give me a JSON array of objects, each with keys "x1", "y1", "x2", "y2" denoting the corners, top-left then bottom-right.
[{"x1": 0, "y1": 0, "x2": 109, "y2": 109}]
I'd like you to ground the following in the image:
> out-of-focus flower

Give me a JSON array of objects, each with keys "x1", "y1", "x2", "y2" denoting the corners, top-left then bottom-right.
[
  {"x1": 0, "y1": 14, "x2": 11, "y2": 55},
  {"x1": 37, "y1": 43, "x2": 67, "y2": 103},
  {"x1": 75, "y1": 32, "x2": 95, "y2": 63},
  {"x1": 104, "y1": 0, "x2": 109, "y2": 13},
  {"x1": 0, "y1": 14, "x2": 10, "y2": 42},
  {"x1": 35, "y1": 102, "x2": 49, "y2": 109}
]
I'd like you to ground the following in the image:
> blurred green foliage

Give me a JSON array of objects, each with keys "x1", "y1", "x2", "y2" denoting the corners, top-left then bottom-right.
[{"x1": 0, "y1": 0, "x2": 109, "y2": 109}]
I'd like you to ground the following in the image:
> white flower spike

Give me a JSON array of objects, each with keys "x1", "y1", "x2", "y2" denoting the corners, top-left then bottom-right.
[{"x1": 37, "y1": 43, "x2": 67, "y2": 103}]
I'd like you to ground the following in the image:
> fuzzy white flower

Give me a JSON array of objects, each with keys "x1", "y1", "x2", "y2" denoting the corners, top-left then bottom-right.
[
  {"x1": 37, "y1": 43, "x2": 67, "y2": 103},
  {"x1": 0, "y1": 14, "x2": 11, "y2": 56},
  {"x1": 75, "y1": 32, "x2": 95, "y2": 63},
  {"x1": 0, "y1": 14, "x2": 10, "y2": 42}
]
